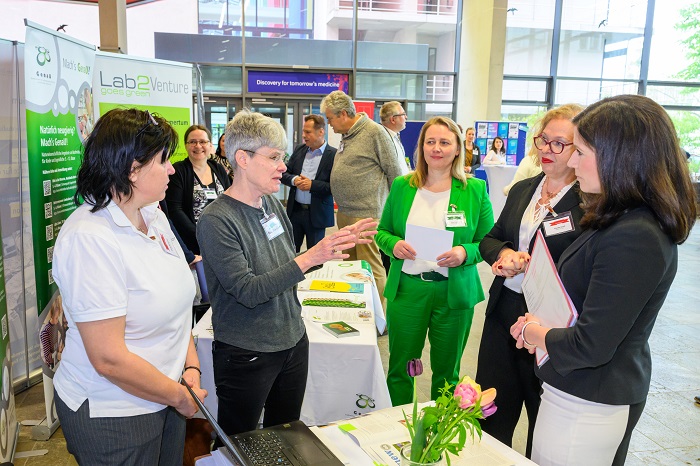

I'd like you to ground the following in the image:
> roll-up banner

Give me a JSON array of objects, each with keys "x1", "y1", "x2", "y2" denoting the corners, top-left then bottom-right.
[
  {"x1": 93, "y1": 52, "x2": 192, "y2": 161},
  {"x1": 0, "y1": 38, "x2": 20, "y2": 464},
  {"x1": 24, "y1": 20, "x2": 95, "y2": 440}
]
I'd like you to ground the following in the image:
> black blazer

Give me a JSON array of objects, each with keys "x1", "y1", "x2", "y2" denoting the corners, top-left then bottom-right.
[
  {"x1": 537, "y1": 207, "x2": 677, "y2": 405},
  {"x1": 165, "y1": 157, "x2": 232, "y2": 254},
  {"x1": 479, "y1": 173, "x2": 584, "y2": 316},
  {"x1": 281, "y1": 143, "x2": 337, "y2": 229}
]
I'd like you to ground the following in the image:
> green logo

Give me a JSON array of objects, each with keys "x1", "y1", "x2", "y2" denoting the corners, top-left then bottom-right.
[
  {"x1": 36, "y1": 46, "x2": 51, "y2": 66},
  {"x1": 355, "y1": 393, "x2": 375, "y2": 409}
]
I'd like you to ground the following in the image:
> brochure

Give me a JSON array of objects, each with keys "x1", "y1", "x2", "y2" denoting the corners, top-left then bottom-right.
[{"x1": 322, "y1": 321, "x2": 360, "y2": 338}]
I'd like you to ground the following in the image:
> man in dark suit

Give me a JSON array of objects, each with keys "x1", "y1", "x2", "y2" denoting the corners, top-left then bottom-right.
[{"x1": 281, "y1": 114, "x2": 337, "y2": 252}]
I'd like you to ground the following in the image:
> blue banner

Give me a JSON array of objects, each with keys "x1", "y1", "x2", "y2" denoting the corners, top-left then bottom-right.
[{"x1": 248, "y1": 70, "x2": 349, "y2": 94}]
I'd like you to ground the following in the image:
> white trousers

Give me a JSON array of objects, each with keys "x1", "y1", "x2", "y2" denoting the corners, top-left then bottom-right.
[{"x1": 532, "y1": 383, "x2": 630, "y2": 466}]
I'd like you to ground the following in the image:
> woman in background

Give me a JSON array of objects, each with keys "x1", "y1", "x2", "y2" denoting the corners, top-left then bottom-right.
[
  {"x1": 212, "y1": 134, "x2": 234, "y2": 182},
  {"x1": 52, "y1": 109, "x2": 206, "y2": 465},
  {"x1": 511, "y1": 95, "x2": 696, "y2": 465},
  {"x1": 464, "y1": 127, "x2": 481, "y2": 173},
  {"x1": 166, "y1": 125, "x2": 231, "y2": 254},
  {"x1": 483, "y1": 136, "x2": 506, "y2": 165},
  {"x1": 376, "y1": 116, "x2": 493, "y2": 406},
  {"x1": 476, "y1": 103, "x2": 584, "y2": 457}
]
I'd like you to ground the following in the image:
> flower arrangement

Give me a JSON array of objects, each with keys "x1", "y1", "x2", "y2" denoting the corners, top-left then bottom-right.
[{"x1": 403, "y1": 359, "x2": 497, "y2": 465}]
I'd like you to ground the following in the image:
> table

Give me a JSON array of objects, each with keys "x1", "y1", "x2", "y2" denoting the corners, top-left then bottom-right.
[
  {"x1": 483, "y1": 165, "x2": 518, "y2": 221},
  {"x1": 192, "y1": 261, "x2": 392, "y2": 427},
  {"x1": 195, "y1": 404, "x2": 537, "y2": 466}
]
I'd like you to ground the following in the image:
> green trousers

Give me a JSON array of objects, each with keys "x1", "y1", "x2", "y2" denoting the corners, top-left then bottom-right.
[{"x1": 386, "y1": 272, "x2": 474, "y2": 406}]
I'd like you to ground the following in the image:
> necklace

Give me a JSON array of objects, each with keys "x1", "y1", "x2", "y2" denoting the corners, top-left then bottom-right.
[{"x1": 542, "y1": 177, "x2": 564, "y2": 202}]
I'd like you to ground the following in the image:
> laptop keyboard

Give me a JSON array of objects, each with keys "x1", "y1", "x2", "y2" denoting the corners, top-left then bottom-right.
[{"x1": 237, "y1": 431, "x2": 294, "y2": 465}]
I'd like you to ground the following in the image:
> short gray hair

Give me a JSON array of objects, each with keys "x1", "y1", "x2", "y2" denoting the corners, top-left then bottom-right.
[
  {"x1": 225, "y1": 109, "x2": 287, "y2": 171},
  {"x1": 380, "y1": 101, "x2": 402, "y2": 123},
  {"x1": 321, "y1": 90, "x2": 356, "y2": 118}
]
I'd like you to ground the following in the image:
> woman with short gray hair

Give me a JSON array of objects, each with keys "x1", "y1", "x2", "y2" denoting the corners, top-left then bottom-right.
[{"x1": 196, "y1": 109, "x2": 377, "y2": 437}]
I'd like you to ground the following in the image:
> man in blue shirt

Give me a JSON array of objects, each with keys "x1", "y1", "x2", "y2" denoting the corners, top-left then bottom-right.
[{"x1": 281, "y1": 114, "x2": 337, "y2": 252}]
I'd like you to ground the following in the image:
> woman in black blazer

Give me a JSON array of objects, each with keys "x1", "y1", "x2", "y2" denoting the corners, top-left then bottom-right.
[
  {"x1": 511, "y1": 95, "x2": 697, "y2": 466},
  {"x1": 476, "y1": 104, "x2": 584, "y2": 457},
  {"x1": 166, "y1": 125, "x2": 231, "y2": 254}
]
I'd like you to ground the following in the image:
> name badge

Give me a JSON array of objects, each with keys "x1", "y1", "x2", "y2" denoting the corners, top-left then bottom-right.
[
  {"x1": 202, "y1": 188, "x2": 218, "y2": 200},
  {"x1": 542, "y1": 211, "x2": 575, "y2": 236},
  {"x1": 445, "y1": 211, "x2": 467, "y2": 228},
  {"x1": 260, "y1": 213, "x2": 285, "y2": 241},
  {"x1": 154, "y1": 227, "x2": 180, "y2": 257}
]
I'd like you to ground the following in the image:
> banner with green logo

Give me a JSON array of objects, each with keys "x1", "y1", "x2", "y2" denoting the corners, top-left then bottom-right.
[
  {"x1": 24, "y1": 20, "x2": 95, "y2": 439},
  {"x1": 94, "y1": 52, "x2": 192, "y2": 161}
]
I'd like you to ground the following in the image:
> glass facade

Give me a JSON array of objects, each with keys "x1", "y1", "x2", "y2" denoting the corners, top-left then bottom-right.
[
  {"x1": 503, "y1": 0, "x2": 700, "y2": 152},
  {"x1": 183, "y1": 0, "x2": 461, "y2": 120}
]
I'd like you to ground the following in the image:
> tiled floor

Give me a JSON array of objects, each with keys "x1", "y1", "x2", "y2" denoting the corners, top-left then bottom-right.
[{"x1": 12, "y1": 224, "x2": 700, "y2": 465}]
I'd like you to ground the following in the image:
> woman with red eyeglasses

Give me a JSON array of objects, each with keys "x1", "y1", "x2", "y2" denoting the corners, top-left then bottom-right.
[{"x1": 475, "y1": 103, "x2": 585, "y2": 458}]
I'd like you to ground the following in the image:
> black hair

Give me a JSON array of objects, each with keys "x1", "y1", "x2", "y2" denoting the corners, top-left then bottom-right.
[
  {"x1": 74, "y1": 108, "x2": 178, "y2": 212},
  {"x1": 573, "y1": 94, "x2": 697, "y2": 244},
  {"x1": 215, "y1": 134, "x2": 225, "y2": 157}
]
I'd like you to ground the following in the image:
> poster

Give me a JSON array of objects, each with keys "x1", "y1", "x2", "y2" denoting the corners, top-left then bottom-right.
[
  {"x1": 93, "y1": 53, "x2": 192, "y2": 161},
  {"x1": 24, "y1": 20, "x2": 96, "y2": 437}
]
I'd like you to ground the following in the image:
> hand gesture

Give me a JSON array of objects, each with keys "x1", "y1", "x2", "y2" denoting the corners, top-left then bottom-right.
[
  {"x1": 340, "y1": 218, "x2": 378, "y2": 246},
  {"x1": 297, "y1": 229, "x2": 356, "y2": 272},
  {"x1": 393, "y1": 240, "x2": 416, "y2": 260},
  {"x1": 436, "y1": 246, "x2": 466, "y2": 268},
  {"x1": 295, "y1": 175, "x2": 312, "y2": 191},
  {"x1": 493, "y1": 249, "x2": 530, "y2": 278}
]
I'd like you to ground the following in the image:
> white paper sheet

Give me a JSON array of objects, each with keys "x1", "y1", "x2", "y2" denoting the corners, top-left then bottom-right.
[
  {"x1": 405, "y1": 223, "x2": 454, "y2": 262},
  {"x1": 521, "y1": 230, "x2": 578, "y2": 366}
]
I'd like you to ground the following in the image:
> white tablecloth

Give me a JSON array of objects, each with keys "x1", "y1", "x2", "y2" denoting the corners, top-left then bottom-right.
[
  {"x1": 483, "y1": 165, "x2": 518, "y2": 221},
  {"x1": 192, "y1": 261, "x2": 392, "y2": 426}
]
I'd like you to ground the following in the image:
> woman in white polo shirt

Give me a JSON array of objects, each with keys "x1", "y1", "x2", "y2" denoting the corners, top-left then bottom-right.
[{"x1": 52, "y1": 108, "x2": 207, "y2": 465}]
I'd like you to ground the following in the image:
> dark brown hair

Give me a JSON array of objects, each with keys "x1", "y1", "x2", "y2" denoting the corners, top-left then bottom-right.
[
  {"x1": 304, "y1": 114, "x2": 325, "y2": 131},
  {"x1": 573, "y1": 94, "x2": 696, "y2": 244}
]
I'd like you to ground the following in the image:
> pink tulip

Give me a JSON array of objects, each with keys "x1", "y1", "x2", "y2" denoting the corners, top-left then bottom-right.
[{"x1": 454, "y1": 381, "x2": 479, "y2": 409}]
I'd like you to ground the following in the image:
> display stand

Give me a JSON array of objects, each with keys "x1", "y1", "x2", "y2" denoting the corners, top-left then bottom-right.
[{"x1": 473, "y1": 120, "x2": 528, "y2": 168}]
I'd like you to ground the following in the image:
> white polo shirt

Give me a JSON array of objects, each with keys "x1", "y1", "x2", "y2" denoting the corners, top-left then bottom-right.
[{"x1": 52, "y1": 201, "x2": 195, "y2": 418}]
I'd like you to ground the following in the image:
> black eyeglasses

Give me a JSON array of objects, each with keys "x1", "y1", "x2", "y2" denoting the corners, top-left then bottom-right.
[
  {"x1": 533, "y1": 134, "x2": 573, "y2": 154},
  {"x1": 136, "y1": 110, "x2": 159, "y2": 138},
  {"x1": 393, "y1": 113, "x2": 407, "y2": 118}
]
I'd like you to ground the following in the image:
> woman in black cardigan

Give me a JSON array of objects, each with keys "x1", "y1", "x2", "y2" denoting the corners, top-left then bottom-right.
[
  {"x1": 476, "y1": 103, "x2": 584, "y2": 457},
  {"x1": 166, "y1": 125, "x2": 231, "y2": 254}
]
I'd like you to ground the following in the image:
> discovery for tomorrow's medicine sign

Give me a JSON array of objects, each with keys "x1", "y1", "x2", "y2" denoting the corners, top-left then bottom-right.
[{"x1": 248, "y1": 70, "x2": 349, "y2": 95}]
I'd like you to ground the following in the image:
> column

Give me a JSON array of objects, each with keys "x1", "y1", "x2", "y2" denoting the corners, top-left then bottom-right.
[
  {"x1": 455, "y1": 0, "x2": 507, "y2": 126},
  {"x1": 98, "y1": 0, "x2": 127, "y2": 54}
]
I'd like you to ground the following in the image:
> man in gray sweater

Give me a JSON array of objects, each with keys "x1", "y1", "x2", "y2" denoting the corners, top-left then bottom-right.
[{"x1": 322, "y1": 90, "x2": 402, "y2": 303}]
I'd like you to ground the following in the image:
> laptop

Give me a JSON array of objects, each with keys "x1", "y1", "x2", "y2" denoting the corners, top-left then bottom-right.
[{"x1": 182, "y1": 381, "x2": 343, "y2": 466}]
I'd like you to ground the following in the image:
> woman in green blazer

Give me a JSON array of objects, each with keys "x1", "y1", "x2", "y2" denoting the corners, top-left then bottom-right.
[{"x1": 376, "y1": 116, "x2": 494, "y2": 405}]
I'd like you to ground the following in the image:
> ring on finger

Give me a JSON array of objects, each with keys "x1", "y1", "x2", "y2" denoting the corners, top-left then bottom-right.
[{"x1": 331, "y1": 248, "x2": 337, "y2": 254}]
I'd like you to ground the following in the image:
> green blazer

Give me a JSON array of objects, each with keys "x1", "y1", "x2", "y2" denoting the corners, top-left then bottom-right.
[{"x1": 376, "y1": 175, "x2": 494, "y2": 309}]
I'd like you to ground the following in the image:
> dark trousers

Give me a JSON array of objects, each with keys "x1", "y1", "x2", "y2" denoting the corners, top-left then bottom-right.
[
  {"x1": 213, "y1": 333, "x2": 309, "y2": 436},
  {"x1": 475, "y1": 287, "x2": 541, "y2": 458},
  {"x1": 55, "y1": 390, "x2": 185, "y2": 466},
  {"x1": 290, "y1": 204, "x2": 325, "y2": 252}
]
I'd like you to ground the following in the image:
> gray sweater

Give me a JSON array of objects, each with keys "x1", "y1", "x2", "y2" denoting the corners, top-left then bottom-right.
[
  {"x1": 330, "y1": 113, "x2": 402, "y2": 218},
  {"x1": 196, "y1": 194, "x2": 306, "y2": 352}
]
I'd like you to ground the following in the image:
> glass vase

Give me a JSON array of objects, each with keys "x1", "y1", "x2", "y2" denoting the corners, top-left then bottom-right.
[{"x1": 399, "y1": 444, "x2": 446, "y2": 466}]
